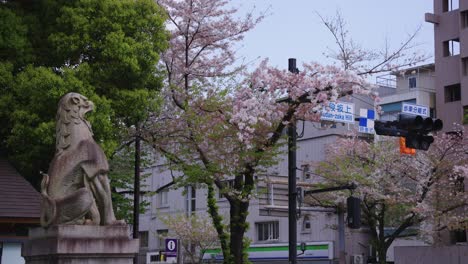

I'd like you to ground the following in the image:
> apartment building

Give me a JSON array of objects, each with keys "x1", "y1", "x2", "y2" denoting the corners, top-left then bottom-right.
[
  {"x1": 426, "y1": 0, "x2": 468, "y2": 129},
  {"x1": 424, "y1": 0, "x2": 468, "y2": 247}
]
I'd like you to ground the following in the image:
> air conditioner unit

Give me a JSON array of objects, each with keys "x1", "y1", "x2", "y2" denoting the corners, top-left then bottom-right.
[{"x1": 351, "y1": 254, "x2": 364, "y2": 264}]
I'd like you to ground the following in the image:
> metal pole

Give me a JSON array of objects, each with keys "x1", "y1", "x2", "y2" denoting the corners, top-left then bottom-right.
[
  {"x1": 288, "y1": 58, "x2": 297, "y2": 264},
  {"x1": 338, "y1": 204, "x2": 346, "y2": 264},
  {"x1": 133, "y1": 128, "x2": 141, "y2": 264}
]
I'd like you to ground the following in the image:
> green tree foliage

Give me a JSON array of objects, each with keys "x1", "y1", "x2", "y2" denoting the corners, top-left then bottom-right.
[
  {"x1": 108, "y1": 144, "x2": 153, "y2": 224},
  {"x1": 0, "y1": 0, "x2": 168, "y2": 215},
  {"x1": 0, "y1": 7, "x2": 34, "y2": 68},
  {"x1": 2, "y1": 65, "x2": 114, "y2": 185}
]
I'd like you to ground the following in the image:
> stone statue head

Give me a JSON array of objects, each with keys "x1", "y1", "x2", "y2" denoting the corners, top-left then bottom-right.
[{"x1": 55, "y1": 93, "x2": 95, "y2": 154}]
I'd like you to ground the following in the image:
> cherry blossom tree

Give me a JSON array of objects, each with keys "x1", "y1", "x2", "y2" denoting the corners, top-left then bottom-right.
[
  {"x1": 161, "y1": 214, "x2": 219, "y2": 264},
  {"x1": 312, "y1": 132, "x2": 468, "y2": 264},
  {"x1": 319, "y1": 11, "x2": 430, "y2": 76},
  {"x1": 145, "y1": 1, "x2": 377, "y2": 263}
]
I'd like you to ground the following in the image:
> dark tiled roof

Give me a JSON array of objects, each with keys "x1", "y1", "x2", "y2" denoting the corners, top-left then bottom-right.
[{"x1": 0, "y1": 156, "x2": 41, "y2": 219}]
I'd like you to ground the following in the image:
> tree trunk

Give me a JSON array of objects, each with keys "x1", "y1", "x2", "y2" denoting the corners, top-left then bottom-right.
[
  {"x1": 377, "y1": 246, "x2": 387, "y2": 264},
  {"x1": 206, "y1": 183, "x2": 230, "y2": 263},
  {"x1": 229, "y1": 199, "x2": 249, "y2": 264}
]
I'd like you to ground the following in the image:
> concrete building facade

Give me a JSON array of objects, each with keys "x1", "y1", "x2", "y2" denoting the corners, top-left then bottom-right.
[{"x1": 426, "y1": 0, "x2": 468, "y2": 129}]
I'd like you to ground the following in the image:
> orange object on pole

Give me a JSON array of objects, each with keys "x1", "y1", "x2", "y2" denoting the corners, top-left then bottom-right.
[{"x1": 400, "y1": 137, "x2": 416, "y2": 155}]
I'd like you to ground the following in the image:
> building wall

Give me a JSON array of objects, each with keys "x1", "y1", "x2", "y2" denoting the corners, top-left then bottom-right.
[
  {"x1": 395, "y1": 68, "x2": 435, "y2": 95},
  {"x1": 431, "y1": 0, "x2": 467, "y2": 129},
  {"x1": 394, "y1": 245, "x2": 468, "y2": 264}
]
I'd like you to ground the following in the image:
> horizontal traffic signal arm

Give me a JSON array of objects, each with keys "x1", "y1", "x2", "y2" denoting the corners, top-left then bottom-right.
[
  {"x1": 374, "y1": 120, "x2": 408, "y2": 137},
  {"x1": 375, "y1": 113, "x2": 443, "y2": 151}
]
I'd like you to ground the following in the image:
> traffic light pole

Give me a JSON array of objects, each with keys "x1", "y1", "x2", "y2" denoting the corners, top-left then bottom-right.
[{"x1": 288, "y1": 58, "x2": 298, "y2": 264}]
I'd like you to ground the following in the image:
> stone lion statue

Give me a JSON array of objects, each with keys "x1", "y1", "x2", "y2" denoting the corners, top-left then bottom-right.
[{"x1": 40, "y1": 92, "x2": 123, "y2": 227}]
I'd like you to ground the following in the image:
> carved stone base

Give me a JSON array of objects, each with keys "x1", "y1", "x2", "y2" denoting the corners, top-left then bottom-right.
[{"x1": 22, "y1": 225, "x2": 139, "y2": 264}]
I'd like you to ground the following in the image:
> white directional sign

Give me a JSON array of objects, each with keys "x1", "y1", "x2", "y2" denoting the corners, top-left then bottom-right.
[
  {"x1": 321, "y1": 101, "x2": 355, "y2": 124},
  {"x1": 402, "y1": 102, "x2": 429, "y2": 117}
]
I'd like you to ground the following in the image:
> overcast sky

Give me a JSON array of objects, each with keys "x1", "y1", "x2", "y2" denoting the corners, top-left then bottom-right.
[{"x1": 235, "y1": 0, "x2": 434, "y2": 76}]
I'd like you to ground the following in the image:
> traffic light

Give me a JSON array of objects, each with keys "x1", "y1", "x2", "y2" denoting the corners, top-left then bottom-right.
[
  {"x1": 347, "y1": 196, "x2": 361, "y2": 229},
  {"x1": 399, "y1": 137, "x2": 416, "y2": 155},
  {"x1": 397, "y1": 114, "x2": 443, "y2": 150},
  {"x1": 375, "y1": 113, "x2": 443, "y2": 151}
]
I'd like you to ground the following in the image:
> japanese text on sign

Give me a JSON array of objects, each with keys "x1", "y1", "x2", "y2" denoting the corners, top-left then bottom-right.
[
  {"x1": 359, "y1": 126, "x2": 375, "y2": 134},
  {"x1": 402, "y1": 103, "x2": 429, "y2": 117},
  {"x1": 321, "y1": 102, "x2": 355, "y2": 124}
]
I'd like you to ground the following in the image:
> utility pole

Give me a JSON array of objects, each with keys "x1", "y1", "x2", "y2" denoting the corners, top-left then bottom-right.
[
  {"x1": 133, "y1": 127, "x2": 141, "y2": 264},
  {"x1": 288, "y1": 58, "x2": 298, "y2": 264},
  {"x1": 337, "y1": 203, "x2": 346, "y2": 264}
]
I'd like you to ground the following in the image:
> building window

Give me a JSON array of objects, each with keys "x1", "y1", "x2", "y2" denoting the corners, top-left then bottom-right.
[
  {"x1": 408, "y1": 76, "x2": 417, "y2": 88},
  {"x1": 463, "y1": 58, "x2": 468, "y2": 76},
  {"x1": 185, "y1": 185, "x2": 196, "y2": 214},
  {"x1": 445, "y1": 84, "x2": 461, "y2": 102},
  {"x1": 302, "y1": 165, "x2": 311, "y2": 180},
  {"x1": 462, "y1": 11, "x2": 468, "y2": 28},
  {"x1": 256, "y1": 221, "x2": 279, "y2": 241},
  {"x1": 139, "y1": 231, "x2": 149, "y2": 247},
  {"x1": 451, "y1": 230, "x2": 467, "y2": 243},
  {"x1": 443, "y1": 39, "x2": 460, "y2": 56},
  {"x1": 302, "y1": 215, "x2": 311, "y2": 231},
  {"x1": 157, "y1": 229, "x2": 168, "y2": 250},
  {"x1": 443, "y1": 0, "x2": 459, "y2": 12},
  {"x1": 158, "y1": 189, "x2": 168, "y2": 207}
]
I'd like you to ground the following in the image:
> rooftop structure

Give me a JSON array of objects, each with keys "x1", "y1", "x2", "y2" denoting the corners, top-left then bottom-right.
[{"x1": 0, "y1": 155, "x2": 41, "y2": 264}]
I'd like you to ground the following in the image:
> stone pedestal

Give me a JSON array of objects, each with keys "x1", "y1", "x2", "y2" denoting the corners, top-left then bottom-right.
[{"x1": 22, "y1": 225, "x2": 139, "y2": 264}]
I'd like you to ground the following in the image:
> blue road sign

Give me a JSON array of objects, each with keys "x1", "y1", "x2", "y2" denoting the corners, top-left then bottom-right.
[{"x1": 165, "y1": 238, "x2": 178, "y2": 257}]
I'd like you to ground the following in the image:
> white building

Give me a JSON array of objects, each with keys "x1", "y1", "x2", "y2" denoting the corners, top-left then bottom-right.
[{"x1": 378, "y1": 63, "x2": 436, "y2": 121}]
